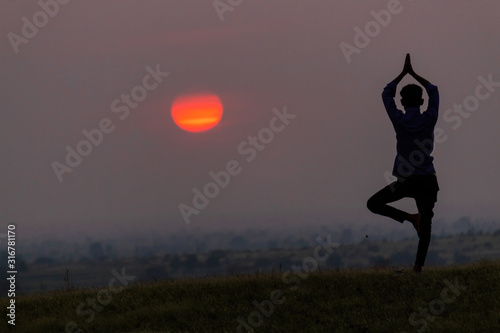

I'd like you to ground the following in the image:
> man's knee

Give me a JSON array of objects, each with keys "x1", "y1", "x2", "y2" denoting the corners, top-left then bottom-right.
[
  {"x1": 367, "y1": 196, "x2": 380, "y2": 213},
  {"x1": 420, "y1": 210, "x2": 434, "y2": 221},
  {"x1": 419, "y1": 212, "x2": 433, "y2": 236}
]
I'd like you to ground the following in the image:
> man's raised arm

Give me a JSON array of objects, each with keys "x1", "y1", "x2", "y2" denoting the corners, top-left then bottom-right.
[
  {"x1": 382, "y1": 54, "x2": 413, "y2": 120},
  {"x1": 406, "y1": 54, "x2": 439, "y2": 117},
  {"x1": 391, "y1": 53, "x2": 412, "y2": 85},
  {"x1": 409, "y1": 69, "x2": 431, "y2": 87}
]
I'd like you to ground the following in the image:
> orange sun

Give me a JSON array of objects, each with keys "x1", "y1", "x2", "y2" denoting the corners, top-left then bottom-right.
[{"x1": 171, "y1": 93, "x2": 223, "y2": 132}]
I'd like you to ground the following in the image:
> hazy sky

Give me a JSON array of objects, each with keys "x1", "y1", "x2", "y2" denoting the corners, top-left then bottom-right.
[{"x1": 2, "y1": 1, "x2": 500, "y2": 239}]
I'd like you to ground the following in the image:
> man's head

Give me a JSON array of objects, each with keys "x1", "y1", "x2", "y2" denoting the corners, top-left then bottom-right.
[{"x1": 400, "y1": 84, "x2": 423, "y2": 109}]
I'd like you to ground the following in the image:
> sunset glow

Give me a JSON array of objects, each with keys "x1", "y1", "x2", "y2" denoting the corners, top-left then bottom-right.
[{"x1": 171, "y1": 94, "x2": 223, "y2": 132}]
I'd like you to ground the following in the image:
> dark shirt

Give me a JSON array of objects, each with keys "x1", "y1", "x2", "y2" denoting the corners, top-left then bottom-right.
[{"x1": 382, "y1": 81, "x2": 439, "y2": 178}]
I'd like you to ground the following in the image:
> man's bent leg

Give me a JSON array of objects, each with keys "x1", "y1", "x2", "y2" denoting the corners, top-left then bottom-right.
[{"x1": 367, "y1": 181, "x2": 409, "y2": 223}]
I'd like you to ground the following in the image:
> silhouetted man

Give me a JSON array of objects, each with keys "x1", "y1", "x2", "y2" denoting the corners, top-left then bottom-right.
[{"x1": 367, "y1": 54, "x2": 439, "y2": 273}]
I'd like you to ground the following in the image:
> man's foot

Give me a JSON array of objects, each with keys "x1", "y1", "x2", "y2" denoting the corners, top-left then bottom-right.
[
  {"x1": 413, "y1": 264, "x2": 422, "y2": 274},
  {"x1": 408, "y1": 213, "x2": 421, "y2": 236}
]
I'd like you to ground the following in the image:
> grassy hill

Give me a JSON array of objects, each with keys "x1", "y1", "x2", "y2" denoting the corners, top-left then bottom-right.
[{"x1": 1, "y1": 260, "x2": 499, "y2": 333}]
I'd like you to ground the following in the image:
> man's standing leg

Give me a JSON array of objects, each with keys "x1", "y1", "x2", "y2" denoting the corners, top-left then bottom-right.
[
  {"x1": 413, "y1": 197, "x2": 436, "y2": 272},
  {"x1": 413, "y1": 175, "x2": 439, "y2": 272}
]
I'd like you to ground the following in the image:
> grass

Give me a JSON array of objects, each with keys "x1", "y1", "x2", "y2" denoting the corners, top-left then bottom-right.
[{"x1": 1, "y1": 260, "x2": 499, "y2": 332}]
